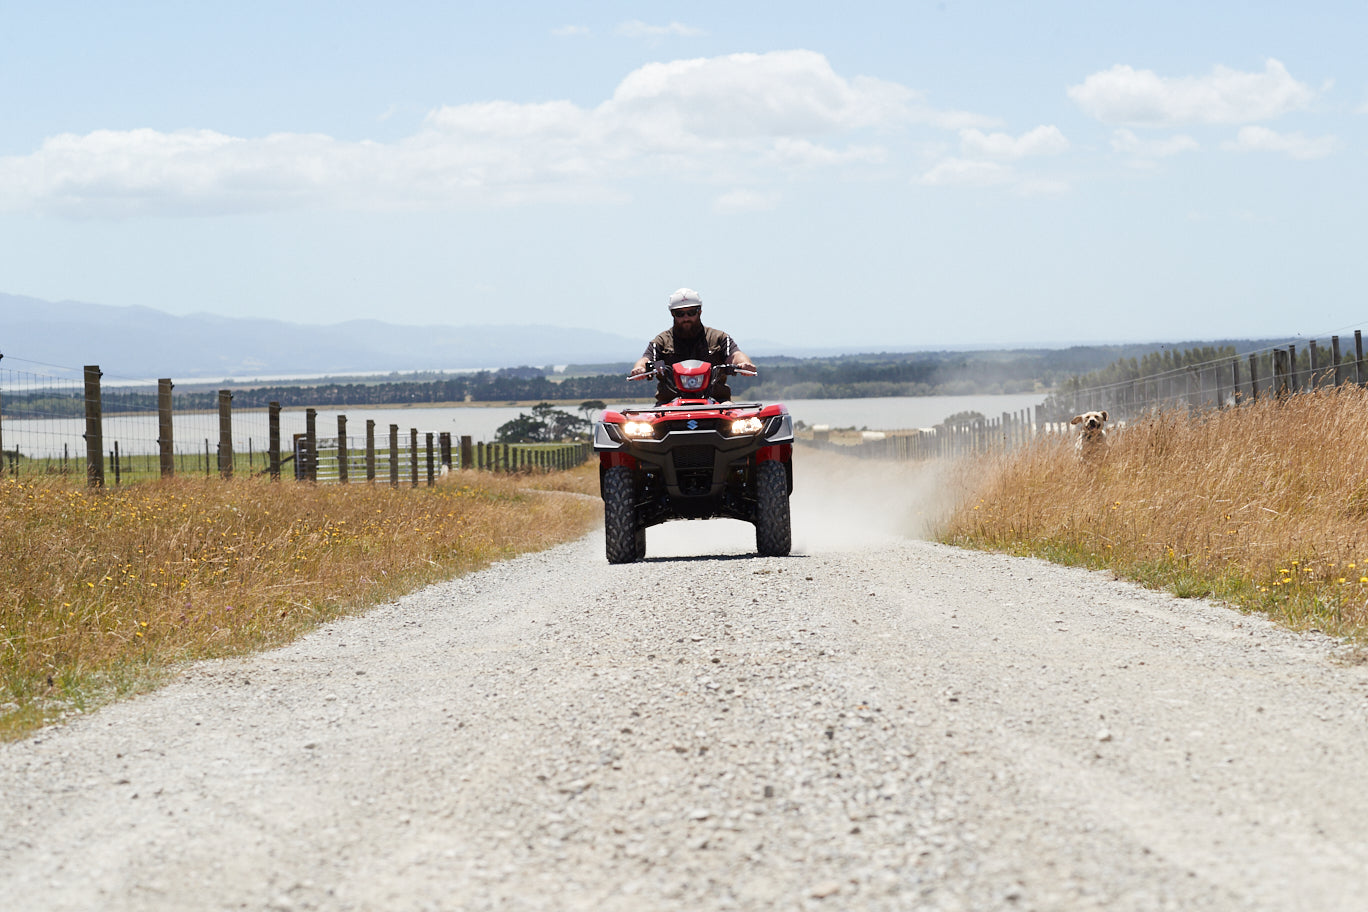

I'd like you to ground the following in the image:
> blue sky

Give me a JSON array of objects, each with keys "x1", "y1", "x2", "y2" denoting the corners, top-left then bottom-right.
[{"x1": 2, "y1": 1, "x2": 1365, "y2": 353}]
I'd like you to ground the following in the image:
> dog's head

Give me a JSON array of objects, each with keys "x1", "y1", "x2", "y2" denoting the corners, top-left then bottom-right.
[{"x1": 1070, "y1": 410, "x2": 1109, "y2": 433}]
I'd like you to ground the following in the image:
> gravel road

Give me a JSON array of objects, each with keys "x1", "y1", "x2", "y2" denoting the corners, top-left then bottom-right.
[{"x1": 4, "y1": 455, "x2": 1368, "y2": 911}]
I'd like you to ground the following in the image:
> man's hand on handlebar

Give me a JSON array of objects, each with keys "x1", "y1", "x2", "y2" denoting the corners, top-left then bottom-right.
[{"x1": 627, "y1": 360, "x2": 661, "y2": 380}]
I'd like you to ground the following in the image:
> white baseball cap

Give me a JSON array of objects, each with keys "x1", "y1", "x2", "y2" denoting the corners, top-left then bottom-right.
[{"x1": 667, "y1": 288, "x2": 702, "y2": 311}]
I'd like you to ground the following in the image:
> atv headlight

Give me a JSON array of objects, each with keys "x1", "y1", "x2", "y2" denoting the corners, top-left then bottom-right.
[
  {"x1": 622, "y1": 420, "x2": 655, "y2": 439},
  {"x1": 729, "y1": 416, "x2": 764, "y2": 435}
]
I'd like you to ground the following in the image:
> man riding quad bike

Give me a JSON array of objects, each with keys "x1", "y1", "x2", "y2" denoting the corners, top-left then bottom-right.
[{"x1": 594, "y1": 357, "x2": 794, "y2": 563}]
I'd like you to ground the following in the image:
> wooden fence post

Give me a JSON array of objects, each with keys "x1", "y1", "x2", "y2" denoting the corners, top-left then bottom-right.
[
  {"x1": 365, "y1": 420, "x2": 376, "y2": 482},
  {"x1": 157, "y1": 378, "x2": 174, "y2": 478},
  {"x1": 1309, "y1": 340, "x2": 1320, "y2": 389},
  {"x1": 269, "y1": 402, "x2": 281, "y2": 480},
  {"x1": 409, "y1": 428, "x2": 419, "y2": 487},
  {"x1": 1333, "y1": 336, "x2": 1344, "y2": 387},
  {"x1": 1273, "y1": 349, "x2": 1289, "y2": 398},
  {"x1": 439, "y1": 432, "x2": 451, "y2": 471},
  {"x1": 1287, "y1": 345, "x2": 1298, "y2": 392},
  {"x1": 337, "y1": 415, "x2": 348, "y2": 484},
  {"x1": 84, "y1": 365, "x2": 104, "y2": 488},
  {"x1": 426, "y1": 432, "x2": 435, "y2": 486},
  {"x1": 303, "y1": 408, "x2": 318, "y2": 482},
  {"x1": 217, "y1": 390, "x2": 234, "y2": 479},
  {"x1": 1248, "y1": 354, "x2": 1259, "y2": 401},
  {"x1": 460, "y1": 435, "x2": 473, "y2": 470},
  {"x1": 388, "y1": 424, "x2": 400, "y2": 487},
  {"x1": 1357, "y1": 331, "x2": 1365, "y2": 386}
]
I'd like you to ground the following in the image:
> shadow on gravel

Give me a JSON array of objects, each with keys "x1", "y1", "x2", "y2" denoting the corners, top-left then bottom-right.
[{"x1": 636, "y1": 553, "x2": 797, "y2": 564}]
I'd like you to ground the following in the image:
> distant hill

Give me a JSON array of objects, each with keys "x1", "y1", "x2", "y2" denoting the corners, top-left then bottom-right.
[{"x1": 1, "y1": 293, "x2": 642, "y2": 380}]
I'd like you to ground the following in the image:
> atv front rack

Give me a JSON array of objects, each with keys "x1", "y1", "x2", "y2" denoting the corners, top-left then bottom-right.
[{"x1": 620, "y1": 401, "x2": 766, "y2": 415}]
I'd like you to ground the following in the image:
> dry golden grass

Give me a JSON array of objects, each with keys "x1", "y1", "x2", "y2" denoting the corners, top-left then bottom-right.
[
  {"x1": 940, "y1": 386, "x2": 1368, "y2": 642},
  {"x1": 0, "y1": 468, "x2": 599, "y2": 738},
  {"x1": 522, "y1": 460, "x2": 600, "y2": 497}
]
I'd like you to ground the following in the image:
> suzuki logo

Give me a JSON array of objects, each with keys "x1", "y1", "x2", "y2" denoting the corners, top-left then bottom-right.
[{"x1": 687, "y1": 420, "x2": 699, "y2": 430}]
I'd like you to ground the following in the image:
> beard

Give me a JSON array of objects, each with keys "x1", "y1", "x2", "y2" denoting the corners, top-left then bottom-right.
[{"x1": 674, "y1": 321, "x2": 703, "y2": 341}]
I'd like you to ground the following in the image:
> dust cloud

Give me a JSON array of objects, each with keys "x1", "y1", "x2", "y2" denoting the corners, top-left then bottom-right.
[
  {"x1": 643, "y1": 448, "x2": 961, "y2": 559},
  {"x1": 789, "y1": 449, "x2": 958, "y2": 552}
]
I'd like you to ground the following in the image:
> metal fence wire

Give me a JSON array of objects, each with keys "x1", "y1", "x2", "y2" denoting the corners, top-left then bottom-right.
[
  {"x1": 1, "y1": 357, "x2": 591, "y2": 484},
  {"x1": 0, "y1": 357, "x2": 87, "y2": 476}
]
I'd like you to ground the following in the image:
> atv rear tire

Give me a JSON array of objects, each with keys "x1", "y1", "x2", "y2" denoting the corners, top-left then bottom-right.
[
  {"x1": 754, "y1": 460, "x2": 791, "y2": 557},
  {"x1": 603, "y1": 466, "x2": 640, "y2": 564}
]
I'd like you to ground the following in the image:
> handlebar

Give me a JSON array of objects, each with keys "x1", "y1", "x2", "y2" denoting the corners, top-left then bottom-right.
[{"x1": 627, "y1": 361, "x2": 757, "y2": 380}]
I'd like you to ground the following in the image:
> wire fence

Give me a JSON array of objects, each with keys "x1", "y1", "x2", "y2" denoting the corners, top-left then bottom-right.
[
  {"x1": 1037, "y1": 331, "x2": 1367, "y2": 426},
  {"x1": 800, "y1": 330, "x2": 1368, "y2": 462},
  {"x1": 13, "y1": 331, "x2": 1362, "y2": 473},
  {"x1": 0, "y1": 357, "x2": 590, "y2": 485},
  {"x1": 0, "y1": 358, "x2": 86, "y2": 474}
]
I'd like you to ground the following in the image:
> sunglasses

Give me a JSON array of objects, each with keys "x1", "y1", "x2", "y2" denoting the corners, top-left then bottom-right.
[{"x1": 672, "y1": 307, "x2": 701, "y2": 318}]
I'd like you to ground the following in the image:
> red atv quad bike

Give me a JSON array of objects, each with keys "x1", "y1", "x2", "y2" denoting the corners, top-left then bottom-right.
[{"x1": 593, "y1": 359, "x2": 794, "y2": 563}]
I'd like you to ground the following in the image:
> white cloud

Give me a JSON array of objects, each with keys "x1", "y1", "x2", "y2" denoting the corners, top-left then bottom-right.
[
  {"x1": 959, "y1": 125, "x2": 1068, "y2": 159},
  {"x1": 552, "y1": 25, "x2": 590, "y2": 38},
  {"x1": 1223, "y1": 126, "x2": 1341, "y2": 160},
  {"x1": 0, "y1": 50, "x2": 995, "y2": 217},
  {"x1": 615, "y1": 20, "x2": 706, "y2": 39},
  {"x1": 918, "y1": 158, "x2": 1014, "y2": 187},
  {"x1": 764, "y1": 138, "x2": 886, "y2": 169},
  {"x1": 713, "y1": 189, "x2": 780, "y2": 213},
  {"x1": 1110, "y1": 128, "x2": 1199, "y2": 158},
  {"x1": 1016, "y1": 178, "x2": 1070, "y2": 197},
  {"x1": 916, "y1": 125, "x2": 1066, "y2": 192},
  {"x1": 606, "y1": 51, "x2": 920, "y2": 138},
  {"x1": 1067, "y1": 59, "x2": 1316, "y2": 126}
]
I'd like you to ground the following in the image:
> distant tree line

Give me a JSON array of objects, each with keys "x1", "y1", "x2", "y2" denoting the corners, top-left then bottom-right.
[{"x1": 1047, "y1": 345, "x2": 1240, "y2": 395}]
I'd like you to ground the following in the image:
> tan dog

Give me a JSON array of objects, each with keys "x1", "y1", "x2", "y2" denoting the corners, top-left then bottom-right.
[{"x1": 1070, "y1": 410, "x2": 1109, "y2": 461}]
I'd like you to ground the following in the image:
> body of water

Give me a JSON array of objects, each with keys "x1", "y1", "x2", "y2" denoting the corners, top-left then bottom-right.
[
  {"x1": 3, "y1": 394, "x2": 1045, "y2": 460},
  {"x1": 778, "y1": 394, "x2": 1044, "y2": 431}
]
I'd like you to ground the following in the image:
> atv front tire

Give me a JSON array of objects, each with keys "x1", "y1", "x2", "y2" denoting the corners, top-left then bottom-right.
[
  {"x1": 603, "y1": 466, "x2": 640, "y2": 564},
  {"x1": 754, "y1": 460, "x2": 792, "y2": 557}
]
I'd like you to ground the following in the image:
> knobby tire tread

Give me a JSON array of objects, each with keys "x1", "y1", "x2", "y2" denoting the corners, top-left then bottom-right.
[
  {"x1": 603, "y1": 466, "x2": 639, "y2": 563},
  {"x1": 755, "y1": 460, "x2": 792, "y2": 557}
]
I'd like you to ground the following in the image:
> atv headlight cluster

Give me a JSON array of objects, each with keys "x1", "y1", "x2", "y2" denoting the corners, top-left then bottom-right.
[
  {"x1": 729, "y1": 416, "x2": 764, "y2": 435},
  {"x1": 622, "y1": 420, "x2": 655, "y2": 439}
]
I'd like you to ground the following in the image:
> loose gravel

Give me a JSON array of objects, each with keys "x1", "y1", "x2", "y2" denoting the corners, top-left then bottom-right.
[{"x1": 4, "y1": 458, "x2": 1368, "y2": 911}]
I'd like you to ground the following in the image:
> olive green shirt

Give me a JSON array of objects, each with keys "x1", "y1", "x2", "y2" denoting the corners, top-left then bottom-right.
[{"x1": 642, "y1": 326, "x2": 740, "y2": 403}]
